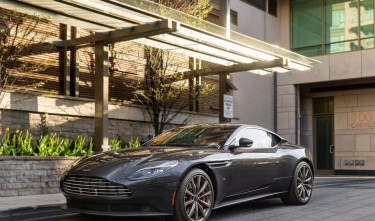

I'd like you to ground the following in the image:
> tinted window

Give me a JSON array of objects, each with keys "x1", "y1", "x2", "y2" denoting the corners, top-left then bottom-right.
[{"x1": 269, "y1": 133, "x2": 282, "y2": 147}]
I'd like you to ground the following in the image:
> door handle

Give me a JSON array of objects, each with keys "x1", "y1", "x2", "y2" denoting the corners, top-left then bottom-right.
[{"x1": 329, "y1": 145, "x2": 334, "y2": 154}]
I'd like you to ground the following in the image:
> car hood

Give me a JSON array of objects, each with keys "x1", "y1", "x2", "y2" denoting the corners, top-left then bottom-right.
[{"x1": 66, "y1": 146, "x2": 226, "y2": 177}]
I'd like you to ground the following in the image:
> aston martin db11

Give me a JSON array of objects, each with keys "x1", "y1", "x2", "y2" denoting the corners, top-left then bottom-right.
[{"x1": 60, "y1": 124, "x2": 314, "y2": 221}]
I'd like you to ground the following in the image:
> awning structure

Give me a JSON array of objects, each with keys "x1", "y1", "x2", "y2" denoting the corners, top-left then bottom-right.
[
  {"x1": 0, "y1": 0, "x2": 319, "y2": 150},
  {"x1": 0, "y1": 0, "x2": 316, "y2": 72}
]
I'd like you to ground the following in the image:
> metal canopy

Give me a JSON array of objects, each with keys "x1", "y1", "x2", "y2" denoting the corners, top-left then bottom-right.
[
  {"x1": 0, "y1": 0, "x2": 318, "y2": 151},
  {"x1": 1, "y1": 0, "x2": 318, "y2": 73}
]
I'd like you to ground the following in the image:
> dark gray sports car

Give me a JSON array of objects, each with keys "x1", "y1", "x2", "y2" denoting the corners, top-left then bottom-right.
[{"x1": 60, "y1": 124, "x2": 314, "y2": 221}]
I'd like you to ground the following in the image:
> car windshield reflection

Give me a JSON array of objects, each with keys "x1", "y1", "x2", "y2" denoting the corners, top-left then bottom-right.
[{"x1": 145, "y1": 125, "x2": 239, "y2": 148}]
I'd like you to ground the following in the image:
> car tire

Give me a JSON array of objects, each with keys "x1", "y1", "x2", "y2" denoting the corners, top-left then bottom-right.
[
  {"x1": 168, "y1": 169, "x2": 214, "y2": 221},
  {"x1": 281, "y1": 161, "x2": 313, "y2": 205}
]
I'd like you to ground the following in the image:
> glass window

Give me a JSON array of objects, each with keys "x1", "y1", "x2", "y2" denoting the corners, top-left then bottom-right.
[
  {"x1": 293, "y1": 46, "x2": 323, "y2": 57},
  {"x1": 361, "y1": 37, "x2": 374, "y2": 48},
  {"x1": 231, "y1": 128, "x2": 272, "y2": 148},
  {"x1": 313, "y1": 98, "x2": 334, "y2": 115},
  {"x1": 269, "y1": 133, "x2": 282, "y2": 147},
  {"x1": 268, "y1": 0, "x2": 278, "y2": 17},
  {"x1": 360, "y1": 0, "x2": 374, "y2": 39},
  {"x1": 292, "y1": 0, "x2": 323, "y2": 48},
  {"x1": 291, "y1": 0, "x2": 374, "y2": 56},
  {"x1": 325, "y1": 39, "x2": 359, "y2": 53},
  {"x1": 241, "y1": 0, "x2": 266, "y2": 11},
  {"x1": 146, "y1": 125, "x2": 238, "y2": 147},
  {"x1": 325, "y1": 0, "x2": 358, "y2": 44}
]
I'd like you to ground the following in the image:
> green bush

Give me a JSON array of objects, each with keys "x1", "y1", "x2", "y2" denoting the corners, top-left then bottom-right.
[
  {"x1": 0, "y1": 129, "x2": 140, "y2": 156},
  {"x1": 109, "y1": 136, "x2": 140, "y2": 150}
]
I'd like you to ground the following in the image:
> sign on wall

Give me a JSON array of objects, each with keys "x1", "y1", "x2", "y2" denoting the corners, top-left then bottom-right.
[
  {"x1": 224, "y1": 94, "x2": 233, "y2": 119},
  {"x1": 348, "y1": 112, "x2": 375, "y2": 129}
]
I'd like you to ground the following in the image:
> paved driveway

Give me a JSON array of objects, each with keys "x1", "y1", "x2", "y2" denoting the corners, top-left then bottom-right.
[
  {"x1": 210, "y1": 177, "x2": 375, "y2": 221},
  {"x1": 9, "y1": 176, "x2": 375, "y2": 221}
]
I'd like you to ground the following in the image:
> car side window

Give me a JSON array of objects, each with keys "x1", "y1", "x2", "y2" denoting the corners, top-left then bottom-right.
[
  {"x1": 269, "y1": 133, "x2": 282, "y2": 147},
  {"x1": 230, "y1": 128, "x2": 272, "y2": 148}
]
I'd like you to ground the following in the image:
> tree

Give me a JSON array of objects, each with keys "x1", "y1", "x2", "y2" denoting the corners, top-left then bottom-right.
[
  {"x1": 0, "y1": 10, "x2": 52, "y2": 121},
  {"x1": 122, "y1": 0, "x2": 214, "y2": 136}
]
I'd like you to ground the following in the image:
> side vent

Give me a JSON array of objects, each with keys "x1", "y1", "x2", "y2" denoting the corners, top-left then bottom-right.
[{"x1": 206, "y1": 161, "x2": 231, "y2": 168}]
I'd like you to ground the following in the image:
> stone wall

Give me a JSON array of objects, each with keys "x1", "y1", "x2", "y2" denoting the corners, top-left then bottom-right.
[
  {"x1": 0, "y1": 92, "x2": 219, "y2": 140},
  {"x1": 0, "y1": 157, "x2": 78, "y2": 197},
  {"x1": 333, "y1": 89, "x2": 375, "y2": 171},
  {"x1": 300, "y1": 88, "x2": 375, "y2": 171}
]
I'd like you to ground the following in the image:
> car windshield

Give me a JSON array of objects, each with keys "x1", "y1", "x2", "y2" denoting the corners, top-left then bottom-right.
[{"x1": 145, "y1": 125, "x2": 239, "y2": 147}]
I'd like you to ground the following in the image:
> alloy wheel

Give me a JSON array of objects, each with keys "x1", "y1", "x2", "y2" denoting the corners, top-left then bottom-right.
[
  {"x1": 184, "y1": 174, "x2": 213, "y2": 221},
  {"x1": 296, "y1": 164, "x2": 313, "y2": 201}
]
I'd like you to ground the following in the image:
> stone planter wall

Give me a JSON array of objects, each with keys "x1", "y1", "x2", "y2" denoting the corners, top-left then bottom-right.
[{"x1": 0, "y1": 156, "x2": 79, "y2": 197}]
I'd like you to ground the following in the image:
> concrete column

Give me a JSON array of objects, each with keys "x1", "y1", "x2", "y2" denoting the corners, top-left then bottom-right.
[
  {"x1": 276, "y1": 84, "x2": 298, "y2": 144},
  {"x1": 94, "y1": 41, "x2": 109, "y2": 151}
]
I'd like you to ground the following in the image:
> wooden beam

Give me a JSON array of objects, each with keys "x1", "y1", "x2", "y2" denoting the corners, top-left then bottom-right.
[{"x1": 64, "y1": 19, "x2": 179, "y2": 47}]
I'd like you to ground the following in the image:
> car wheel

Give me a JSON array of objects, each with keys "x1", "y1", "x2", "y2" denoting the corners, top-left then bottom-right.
[
  {"x1": 170, "y1": 169, "x2": 214, "y2": 221},
  {"x1": 282, "y1": 161, "x2": 313, "y2": 205}
]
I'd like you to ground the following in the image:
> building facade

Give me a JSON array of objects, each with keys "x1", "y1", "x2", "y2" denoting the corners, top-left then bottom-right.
[{"x1": 225, "y1": 0, "x2": 375, "y2": 174}]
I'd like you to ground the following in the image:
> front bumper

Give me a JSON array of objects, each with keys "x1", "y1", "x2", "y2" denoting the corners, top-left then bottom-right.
[{"x1": 62, "y1": 182, "x2": 177, "y2": 216}]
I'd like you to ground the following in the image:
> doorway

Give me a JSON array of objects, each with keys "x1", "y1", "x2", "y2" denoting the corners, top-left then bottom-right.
[{"x1": 313, "y1": 97, "x2": 334, "y2": 172}]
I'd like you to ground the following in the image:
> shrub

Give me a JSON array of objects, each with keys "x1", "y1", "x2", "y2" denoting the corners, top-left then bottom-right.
[{"x1": 0, "y1": 129, "x2": 140, "y2": 156}]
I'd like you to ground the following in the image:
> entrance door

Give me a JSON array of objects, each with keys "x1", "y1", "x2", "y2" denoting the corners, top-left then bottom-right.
[{"x1": 313, "y1": 98, "x2": 334, "y2": 171}]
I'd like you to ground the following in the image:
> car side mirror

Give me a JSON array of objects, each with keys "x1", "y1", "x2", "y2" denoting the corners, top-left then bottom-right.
[{"x1": 239, "y1": 138, "x2": 253, "y2": 147}]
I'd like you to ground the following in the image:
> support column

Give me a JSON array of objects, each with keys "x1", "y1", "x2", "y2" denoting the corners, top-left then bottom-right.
[
  {"x1": 62, "y1": 24, "x2": 71, "y2": 96},
  {"x1": 94, "y1": 41, "x2": 109, "y2": 152},
  {"x1": 219, "y1": 0, "x2": 230, "y2": 123},
  {"x1": 189, "y1": 58, "x2": 202, "y2": 112},
  {"x1": 71, "y1": 27, "x2": 80, "y2": 97},
  {"x1": 189, "y1": 58, "x2": 196, "y2": 112},
  {"x1": 62, "y1": 25, "x2": 80, "y2": 97}
]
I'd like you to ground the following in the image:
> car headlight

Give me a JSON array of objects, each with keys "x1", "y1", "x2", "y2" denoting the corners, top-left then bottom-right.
[{"x1": 128, "y1": 160, "x2": 178, "y2": 180}]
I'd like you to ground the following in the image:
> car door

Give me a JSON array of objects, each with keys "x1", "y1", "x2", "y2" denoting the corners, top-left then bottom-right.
[{"x1": 226, "y1": 128, "x2": 282, "y2": 199}]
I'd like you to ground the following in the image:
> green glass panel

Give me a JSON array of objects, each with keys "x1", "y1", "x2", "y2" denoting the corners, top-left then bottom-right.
[
  {"x1": 360, "y1": 0, "x2": 374, "y2": 38},
  {"x1": 314, "y1": 98, "x2": 333, "y2": 114},
  {"x1": 325, "y1": 0, "x2": 359, "y2": 43},
  {"x1": 291, "y1": 0, "x2": 322, "y2": 48},
  {"x1": 293, "y1": 46, "x2": 323, "y2": 57},
  {"x1": 325, "y1": 39, "x2": 359, "y2": 53},
  {"x1": 361, "y1": 37, "x2": 374, "y2": 48}
]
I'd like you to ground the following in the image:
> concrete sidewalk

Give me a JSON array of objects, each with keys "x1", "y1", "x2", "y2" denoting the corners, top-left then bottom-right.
[
  {"x1": 0, "y1": 193, "x2": 66, "y2": 220},
  {"x1": 0, "y1": 193, "x2": 65, "y2": 212}
]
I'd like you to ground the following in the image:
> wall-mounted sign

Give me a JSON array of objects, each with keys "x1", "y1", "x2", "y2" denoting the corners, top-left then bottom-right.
[
  {"x1": 348, "y1": 112, "x2": 375, "y2": 129},
  {"x1": 224, "y1": 94, "x2": 233, "y2": 119}
]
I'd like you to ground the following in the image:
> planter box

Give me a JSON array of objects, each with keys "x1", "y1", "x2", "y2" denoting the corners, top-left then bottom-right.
[{"x1": 0, "y1": 156, "x2": 80, "y2": 197}]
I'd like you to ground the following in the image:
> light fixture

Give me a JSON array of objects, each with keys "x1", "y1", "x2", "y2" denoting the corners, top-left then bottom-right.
[
  {"x1": 177, "y1": 27, "x2": 277, "y2": 61},
  {"x1": 248, "y1": 69, "x2": 271, "y2": 75},
  {"x1": 285, "y1": 59, "x2": 311, "y2": 71},
  {"x1": 268, "y1": 67, "x2": 290, "y2": 73},
  {"x1": 133, "y1": 38, "x2": 236, "y2": 66},
  {"x1": 151, "y1": 34, "x2": 255, "y2": 63}
]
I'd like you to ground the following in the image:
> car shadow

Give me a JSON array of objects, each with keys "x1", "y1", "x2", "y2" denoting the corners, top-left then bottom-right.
[{"x1": 210, "y1": 198, "x2": 285, "y2": 220}]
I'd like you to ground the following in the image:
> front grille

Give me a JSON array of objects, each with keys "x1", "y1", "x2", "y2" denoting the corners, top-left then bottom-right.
[{"x1": 61, "y1": 176, "x2": 132, "y2": 198}]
